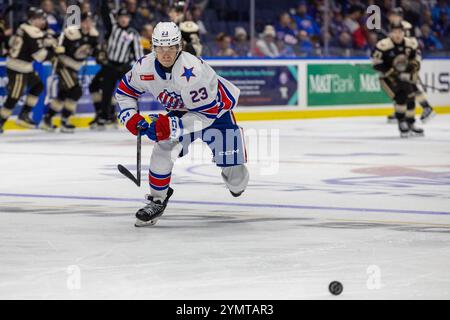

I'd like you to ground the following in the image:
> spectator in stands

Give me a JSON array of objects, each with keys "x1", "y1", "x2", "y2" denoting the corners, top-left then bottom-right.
[
  {"x1": 336, "y1": 31, "x2": 353, "y2": 57},
  {"x1": 366, "y1": 31, "x2": 379, "y2": 54},
  {"x1": 419, "y1": 24, "x2": 443, "y2": 51},
  {"x1": 275, "y1": 12, "x2": 298, "y2": 40},
  {"x1": 233, "y1": 27, "x2": 250, "y2": 57},
  {"x1": 191, "y1": 5, "x2": 208, "y2": 36},
  {"x1": 277, "y1": 38, "x2": 297, "y2": 58},
  {"x1": 79, "y1": 0, "x2": 91, "y2": 14},
  {"x1": 297, "y1": 30, "x2": 314, "y2": 56},
  {"x1": 255, "y1": 25, "x2": 280, "y2": 57},
  {"x1": 127, "y1": 0, "x2": 148, "y2": 32},
  {"x1": 292, "y1": 1, "x2": 321, "y2": 38},
  {"x1": 433, "y1": 11, "x2": 450, "y2": 38},
  {"x1": 401, "y1": 0, "x2": 422, "y2": 29},
  {"x1": 431, "y1": 0, "x2": 450, "y2": 21},
  {"x1": 41, "y1": 0, "x2": 62, "y2": 33},
  {"x1": 343, "y1": 4, "x2": 367, "y2": 50},
  {"x1": 168, "y1": 2, "x2": 185, "y2": 24},
  {"x1": 214, "y1": 32, "x2": 237, "y2": 57},
  {"x1": 141, "y1": 24, "x2": 153, "y2": 55},
  {"x1": 422, "y1": 8, "x2": 435, "y2": 27},
  {"x1": 329, "y1": 6, "x2": 348, "y2": 38},
  {"x1": 0, "y1": 15, "x2": 12, "y2": 57}
]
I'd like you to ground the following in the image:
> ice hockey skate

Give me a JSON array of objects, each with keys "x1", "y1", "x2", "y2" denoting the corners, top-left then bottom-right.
[
  {"x1": 135, "y1": 188, "x2": 174, "y2": 227},
  {"x1": 0, "y1": 119, "x2": 5, "y2": 134},
  {"x1": 420, "y1": 107, "x2": 436, "y2": 123},
  {"x1": 60, "y1": 119, "x2": 75, "y2": 133},
  {"x1": 39, "y1": 115, "x2": 57, "y2": 132},
  {"x1": 398, "y1": 120, "x2": 410, "y2": 138},
  {"x1": 16, "y1": 112, "x2": 37, "y2": 129},
  {"x1": 387, "y1": 113, "x2": 396, "y2": 123},
  {"x1": 408, "y1": 122, "x2": 424, "y2": 137}
]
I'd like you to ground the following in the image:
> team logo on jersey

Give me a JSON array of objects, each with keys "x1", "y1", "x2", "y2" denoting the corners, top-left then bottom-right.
[
  {"x1": 140, "y1": 74, "x2": 155, "y2": 81},
  {"x1": 157, "y1": 89, "x2": 185, "y2": 110},
  {"x1": 181, "y1": 66, "x2": 195, "y2": 82}
]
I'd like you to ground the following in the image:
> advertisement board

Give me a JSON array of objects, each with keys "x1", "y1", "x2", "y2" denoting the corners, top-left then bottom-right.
[
  {"x1": 213, "y1": 65, "x2": 298, "y2": 107},
  {"x1": 307, "y1": 63, "x2": 391, "y2": 106},
  {"x1": 1, "y1": 58, "x2": 449, "y2": 127}
]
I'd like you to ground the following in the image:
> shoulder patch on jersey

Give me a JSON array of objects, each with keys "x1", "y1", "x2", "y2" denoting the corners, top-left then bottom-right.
[
  {"x1": 21, "y1": 23, "x2": 44, "y2": 39},
  {"x1": 64, "y1": 27, "x2": 82, "y2": 41},
  {"x1": 376, "y1": 38, "x2": 394, "y2": 51},
  {"x1": 404, "y1": 37, "x2": 418, "y2": 49},
  {"x1": 89, "y1": 27, "x2": 99, "y2": 37},
  {"x1": 140, "y1": 74, "x2": 154, "y2": 81},
  {"x1": 402, "y1": 20, "x2": 412, "y2": 30}
]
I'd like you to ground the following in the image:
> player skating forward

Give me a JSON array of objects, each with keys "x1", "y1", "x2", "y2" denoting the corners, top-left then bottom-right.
[
  {"x1": 384, "y1": 7, "x2": 435, "y2": 124},
  {"x1": 0, "y1": 8, "x2": 63, "y2": 134},
  {"x1": 372, "y1": 22, "x2": 424, "y2": 138},
  {"x1": 40, "y1": 12, "x2": 99, "y2": 133},
  {"x1": 116, "y1": 22, "x2": 249, "y2": 227}
]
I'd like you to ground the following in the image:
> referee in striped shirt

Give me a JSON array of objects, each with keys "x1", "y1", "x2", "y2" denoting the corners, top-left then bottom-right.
[{"x1": 96, "y1": 0, "x2": 144, "y2": 128}]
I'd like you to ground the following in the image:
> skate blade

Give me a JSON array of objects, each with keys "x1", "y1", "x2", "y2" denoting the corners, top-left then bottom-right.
[
  {"x1": 91, "y1": 125, "x2": 106, "y2": 131},
  {"x1": 60, "y1": 128, "x2": 75, "y2": 134},
  {"x1": 39, "y1": 124, "x2": 57, "y2": 132},
  {"x1": 134, "y1": 218, "x2": 158, "y2": 227},
  {"x1": 421, "y1": 111, "x2": 436, "y2": 124},
  {"x1": 400, "y1": 132, "x2": 410, "y2": 138},
  {"x1": 16, "y1": 120, "x2": 36, "y2": 129}
]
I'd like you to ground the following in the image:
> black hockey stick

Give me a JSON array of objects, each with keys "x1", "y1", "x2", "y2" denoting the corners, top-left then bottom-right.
[
  {"x1": 118, "y1": 119, "x2": 142, "y2": 187},
  {"x1": 418, "y1": 78, "x2": 448, "y2": 93}
]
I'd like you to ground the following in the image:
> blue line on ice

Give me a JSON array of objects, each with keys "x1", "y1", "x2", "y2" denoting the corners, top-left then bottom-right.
[{"x1": 0, "y1": 192, "x2": 449, "y2": 216}]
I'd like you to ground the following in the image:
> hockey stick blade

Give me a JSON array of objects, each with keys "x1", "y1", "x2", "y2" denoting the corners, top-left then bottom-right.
[{"x1": 117, "y1": 164, "x2": 140, "y2": 187}]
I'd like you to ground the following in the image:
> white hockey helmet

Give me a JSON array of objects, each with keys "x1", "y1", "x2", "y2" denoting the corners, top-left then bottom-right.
[{"x1": 152, "y1": 22, "x2": 182, "y2": 48}]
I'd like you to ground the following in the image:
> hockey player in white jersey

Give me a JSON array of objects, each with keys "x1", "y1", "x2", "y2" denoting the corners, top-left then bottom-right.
[{"x1": 115, "y1": 22, "x2": 249, "y2": 227}]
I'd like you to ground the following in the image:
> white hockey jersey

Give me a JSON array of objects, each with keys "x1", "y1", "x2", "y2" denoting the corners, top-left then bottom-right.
[{"x1": 116, "y1": 51, "x2": 240, "y2": 134}]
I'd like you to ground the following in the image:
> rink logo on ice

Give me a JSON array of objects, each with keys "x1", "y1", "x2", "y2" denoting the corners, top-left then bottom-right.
[
  {"x1": 366, "y1": 265, "x2": 382, "y2": 290},
  {"x1": 66, "y1": 265, "x2": 81, "y2": 290}
]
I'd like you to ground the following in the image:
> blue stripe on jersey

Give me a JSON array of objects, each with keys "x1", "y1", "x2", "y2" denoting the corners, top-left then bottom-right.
[
  {"x1": 122, "y1": 75, "x2": 144, "y2": 95},
  {"x1": 194, "y1": 111, "x2": 218, "y2": 119},
  {"x1": 191, "y1": 99, "x2": 218, "y2": 112},
  {"x1": 116, "y1": 88, "x2": 138, "y2": 100},
  {"x1": 218, "y1": 79, "x2": 236, "y2": 108},
  {"x1": 118, "y1": 107, "x2": 135, "y2": 118}
]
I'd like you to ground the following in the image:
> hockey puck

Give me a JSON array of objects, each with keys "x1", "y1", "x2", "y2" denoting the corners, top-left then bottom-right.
[{"x1": 328, "y1": 281, "x2": 343, "y2": 295}]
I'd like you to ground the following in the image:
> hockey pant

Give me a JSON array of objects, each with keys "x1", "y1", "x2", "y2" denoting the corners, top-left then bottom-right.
[
  {"x1": 89, "y1": 66, "x2": 106, "y2": 118},
  {"x1": 47, "y1": 65, "x2": 82, "y2": 120},
  {"x1": 0, "y1": 69, "x2": 44, "y2": 121},
  {"x1": 148, "y1": 111, "x2": 249, "y2": 202},
  {"x1": 380, "y1": 77, "x2": 417, "y2": 124}
]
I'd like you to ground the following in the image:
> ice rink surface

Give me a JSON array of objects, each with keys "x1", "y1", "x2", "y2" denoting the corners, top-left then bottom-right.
[{"x1": 1, "y1": 115, "x2": 449, "y2": 299}]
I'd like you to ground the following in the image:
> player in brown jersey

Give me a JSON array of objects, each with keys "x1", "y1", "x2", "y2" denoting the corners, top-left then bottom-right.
[
  {"x1": 385, "y1": 7, "x2": 435, "y2": 124},
  {"x1": 0, "y1": 8, "x2": 63, "y2": 133},
  {"x1": 40, "y1": 12, "x2": 100, "y2": 133},
  {"x1": 372, "y1": 22, "x2": 424, "y2": 138}
]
